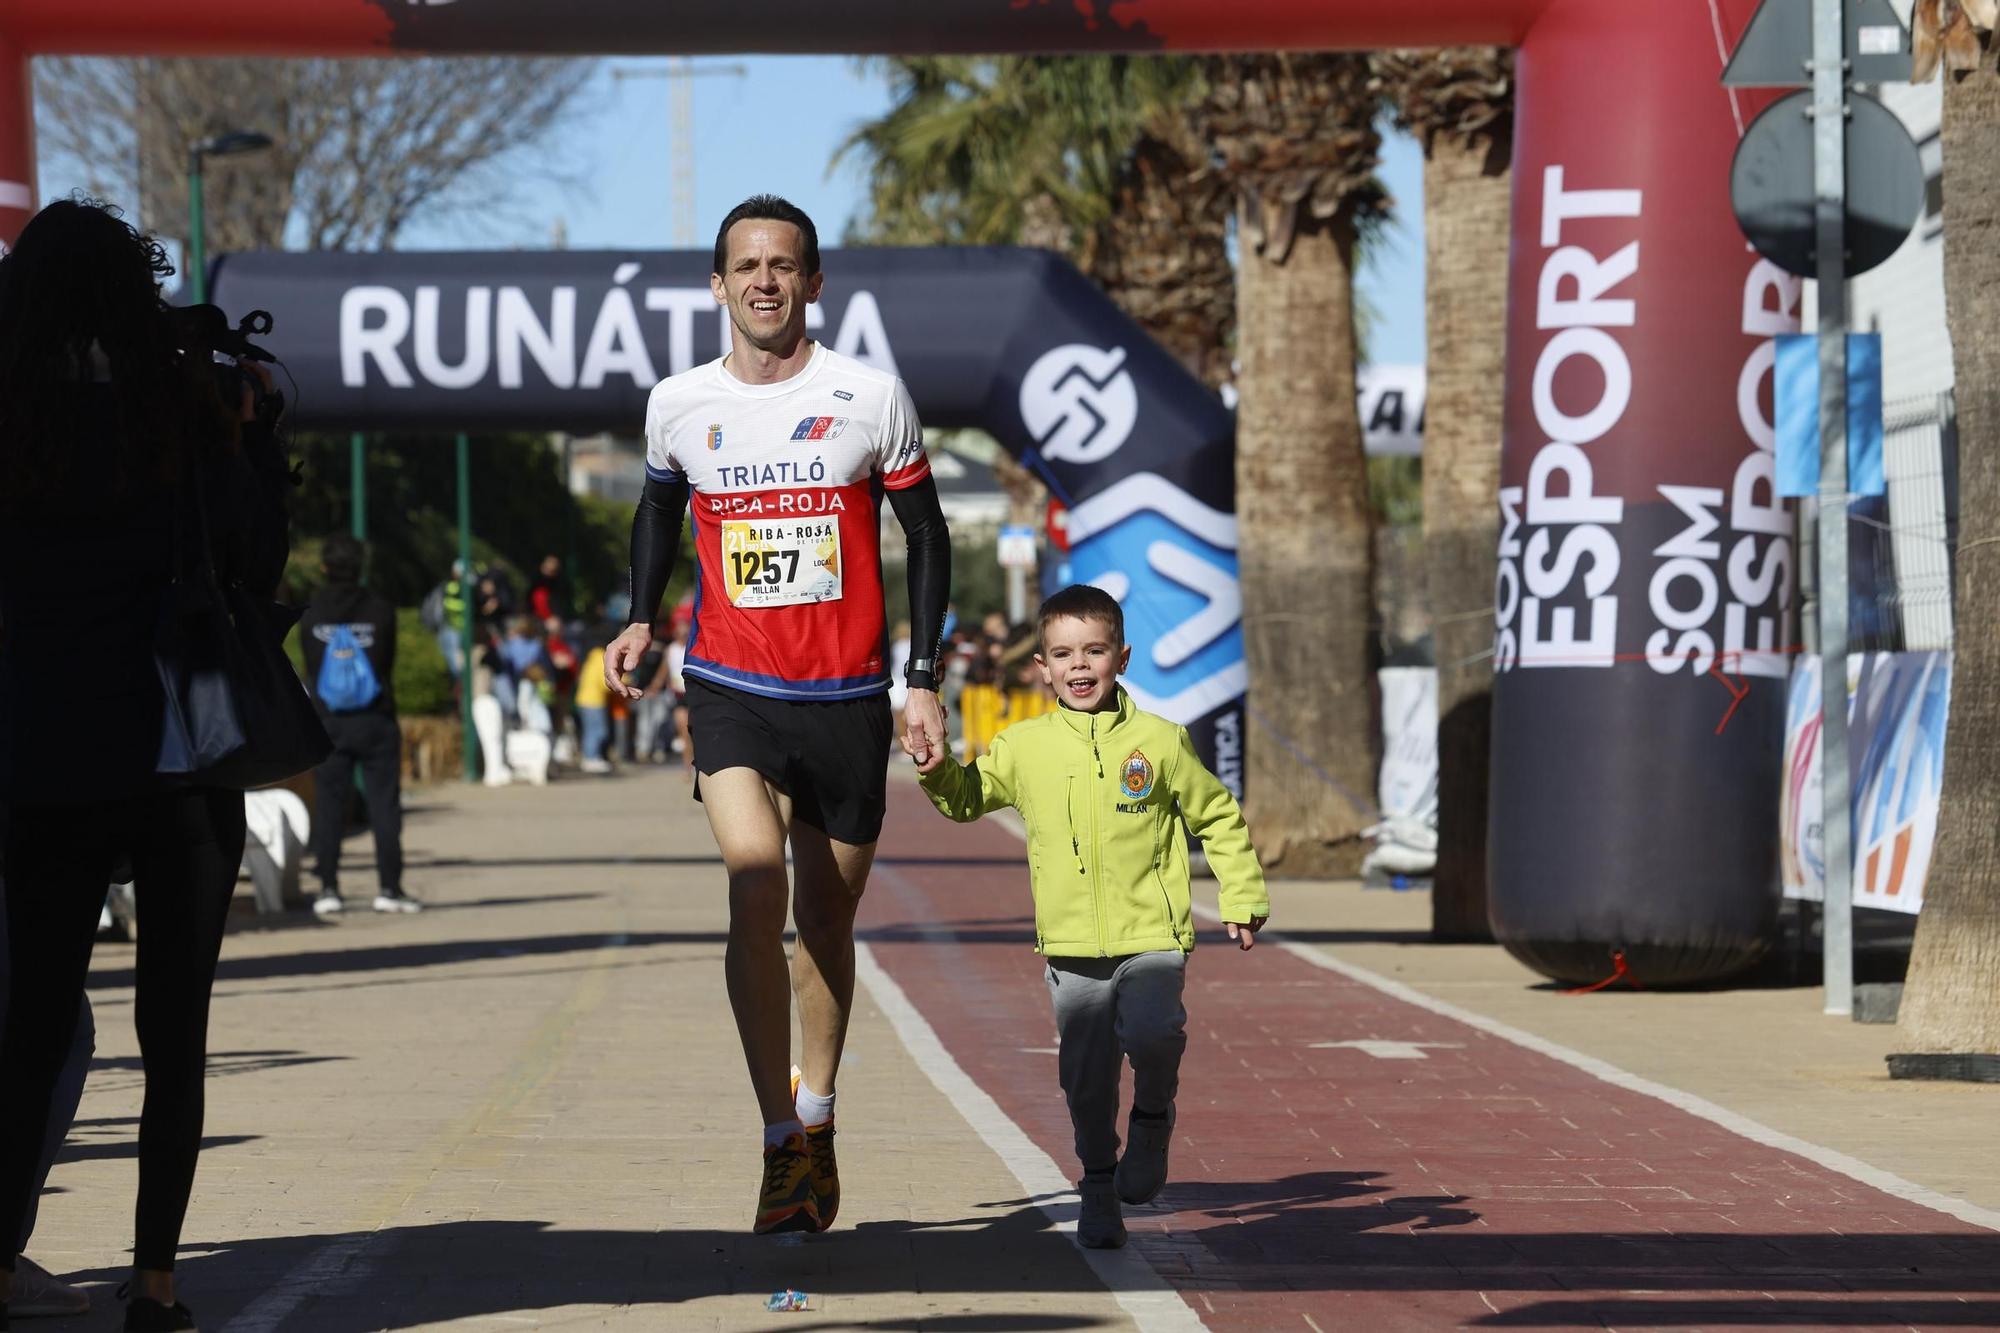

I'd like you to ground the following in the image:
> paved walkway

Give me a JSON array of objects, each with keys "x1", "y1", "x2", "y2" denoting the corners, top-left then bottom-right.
[{"x1": 21, "y1": 764, "x2": 1997, "y2": 1331}]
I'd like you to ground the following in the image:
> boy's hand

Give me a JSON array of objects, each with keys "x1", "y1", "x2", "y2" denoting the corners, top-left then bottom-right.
[{"x1": 1226, "y1": 915, "x2": 1269, "y2": 951}]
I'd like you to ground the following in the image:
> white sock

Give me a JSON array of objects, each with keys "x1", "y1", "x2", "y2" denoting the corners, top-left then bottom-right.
[
  {"x1": 763, "y1": 1118, "x2": 805, "y2": 1149},
  {"x1": 795, "y1": 1080, "x2": 835, "y2": 1127}
]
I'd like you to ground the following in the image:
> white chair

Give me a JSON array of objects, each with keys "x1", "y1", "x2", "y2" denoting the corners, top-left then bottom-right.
[
  {"x1": 242, "y1": 787, "x2": 311, "y2": 913},
  {"x1": 504, "y1": 729, "x2": 552, "y2": 786},
  {"x1": 472, "y1": 694, "x2": 512, "y2": 787}
]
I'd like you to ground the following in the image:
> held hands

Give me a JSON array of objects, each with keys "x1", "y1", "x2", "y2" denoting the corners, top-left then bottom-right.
[
  {"x1": 1226, "y1": 915, "x2": 1270, "y2": 951},
  {"x1": 902, "y1": 688, "x2": 947, "y2": 775},
  {"x1": 604, "y1": 623, "x2": 653, "y2": 700}
]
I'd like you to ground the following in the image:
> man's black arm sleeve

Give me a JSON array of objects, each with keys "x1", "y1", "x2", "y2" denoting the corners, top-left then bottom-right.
[
  {"x1": 886, "y1": 475, "x2": 951, "y2": 691},
  {"x1": 628, "y1": 475, "x2": 690, "y2": 627}
]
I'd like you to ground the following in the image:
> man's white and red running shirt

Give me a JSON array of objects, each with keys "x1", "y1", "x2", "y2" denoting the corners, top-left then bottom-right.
[{"x1": 643, "y1": 342, "x2": 932, "y2": 702}]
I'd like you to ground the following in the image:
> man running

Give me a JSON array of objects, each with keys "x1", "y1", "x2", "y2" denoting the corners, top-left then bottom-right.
[{"x1": 606, "y1": 195, "x2": 950, "y2": 1235}]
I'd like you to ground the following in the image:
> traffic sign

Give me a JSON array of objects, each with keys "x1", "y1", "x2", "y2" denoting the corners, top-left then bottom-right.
[
  {"x1": 1723, "y1": 0, "x2": 1912, "y2": 86},
  {"x1": 1729, "y1": 89, "x2": 1924, "y2": 278},
  {"x1": 997, "y1": 523, "x2": 1038, "y2": 569}
]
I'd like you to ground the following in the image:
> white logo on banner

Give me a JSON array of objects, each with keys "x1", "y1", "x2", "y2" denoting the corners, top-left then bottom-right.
[{"x1": 1020, "y1": 343, "x2": 1137, "y2": 464}]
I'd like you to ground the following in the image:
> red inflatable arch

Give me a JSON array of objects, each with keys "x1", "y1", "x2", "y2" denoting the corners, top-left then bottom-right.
[{"x1": 0, "y1": 0, "x2": 1797, "y2": 983}]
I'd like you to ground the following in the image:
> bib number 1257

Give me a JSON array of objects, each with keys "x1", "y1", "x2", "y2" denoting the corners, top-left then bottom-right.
[{"x1": 721, "y1": 518, "x2": 843, "y2": 609}]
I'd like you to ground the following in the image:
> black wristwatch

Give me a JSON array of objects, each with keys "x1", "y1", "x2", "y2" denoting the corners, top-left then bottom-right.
[{"x1": 905, "y1": 656, "x2": 938, "y2": 691}]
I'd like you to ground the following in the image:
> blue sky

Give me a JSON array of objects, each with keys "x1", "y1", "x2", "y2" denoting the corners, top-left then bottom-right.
[{"x1": 36, "y1": 54, "x2": 1427, "y2": 366}]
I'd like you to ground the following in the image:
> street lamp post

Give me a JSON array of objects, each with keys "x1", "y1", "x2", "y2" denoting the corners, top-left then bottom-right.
[{"x1": 185, "y1": 130, "x2": 273, "y2": 304}]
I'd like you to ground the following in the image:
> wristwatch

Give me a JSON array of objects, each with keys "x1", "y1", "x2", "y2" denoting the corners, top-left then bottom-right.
[{"x1": 905, "y1": 656, "x2": 938, "y2": 691}]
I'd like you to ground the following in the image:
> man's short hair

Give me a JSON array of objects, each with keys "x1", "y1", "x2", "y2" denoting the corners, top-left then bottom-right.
[
  {"x1": 322, "y1": 533, "x2": 364, "y2": 582},
  {"x1": 712, "y1": 195, "x2": 821, "y2": 278},
  {"x1": 1037, "y1": 585, "x2": 1124, "y2": 649}
]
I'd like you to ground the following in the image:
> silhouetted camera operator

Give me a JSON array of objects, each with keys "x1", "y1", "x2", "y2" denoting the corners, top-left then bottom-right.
[{"x1": 0, "y1": 197, "x2": 294, "y2": 1333}]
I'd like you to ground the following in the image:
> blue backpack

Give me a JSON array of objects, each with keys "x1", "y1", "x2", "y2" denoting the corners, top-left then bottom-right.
[{"x1": 317, "y1": 624, "x2": 382, "y2": 713}]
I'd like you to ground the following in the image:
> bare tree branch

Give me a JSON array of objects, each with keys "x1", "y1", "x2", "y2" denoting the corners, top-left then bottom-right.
[{"x1": 32, "y1": 55, "x2": 598, "y2": 258}]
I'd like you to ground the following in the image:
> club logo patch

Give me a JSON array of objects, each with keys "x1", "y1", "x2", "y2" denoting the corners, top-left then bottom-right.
[
  {"x1": 790, "y1": 415, "x2": 849, "y2": 442},
  {"x1": 706, "y1": 423, "x2": 724, "y2": 451},
  {"x1": 1121, "y1": 750, "x2": 1155, "y2": 800}
]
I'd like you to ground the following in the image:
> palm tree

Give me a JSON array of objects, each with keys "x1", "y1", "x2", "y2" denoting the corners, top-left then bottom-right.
[
  {"x1": 839, "y1": 56, "x2": 1232, "y2": 387},
  {"x1": 1192, "y1": 54, "x2": 1384, "y2": 877},
  {"x1": 1894, "y1": 2, "x2": 2000, "y2": 1075},
  {"x1": 1372, "y1": 48, "x2": 1515, "y2": 938}
]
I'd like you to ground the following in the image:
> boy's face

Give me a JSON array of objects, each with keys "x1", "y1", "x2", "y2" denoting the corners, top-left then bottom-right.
[{"x1": 1036, "y1": 614, "x2": 1130, "y2": 713}]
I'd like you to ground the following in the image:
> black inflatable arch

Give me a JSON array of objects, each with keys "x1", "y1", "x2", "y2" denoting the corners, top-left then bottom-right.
[{"x1": 211, "y1": 245, "x2": 1251, "y2": 792}]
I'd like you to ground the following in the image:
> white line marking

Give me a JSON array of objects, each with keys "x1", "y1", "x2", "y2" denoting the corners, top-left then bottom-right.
[
  {"x1": 855, "y1": 941, "x2": 1206, "y2": 1332},
  {"x1": 1307, "y1": 1039, "x2": 1463, "y2": 1060},
  {"x1": 1189, "y1": 902, "x2": 2000, "y2": 1235}
]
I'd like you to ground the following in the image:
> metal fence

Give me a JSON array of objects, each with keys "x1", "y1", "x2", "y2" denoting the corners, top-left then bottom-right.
[{"x1": 1850, "y1": 389, "x2": 1958, "y2": 653}]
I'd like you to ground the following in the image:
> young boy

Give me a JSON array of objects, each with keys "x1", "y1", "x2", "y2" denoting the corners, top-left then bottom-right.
[{"x1": 908, "y1": 584, "x2": 1269, "y2": 1249}]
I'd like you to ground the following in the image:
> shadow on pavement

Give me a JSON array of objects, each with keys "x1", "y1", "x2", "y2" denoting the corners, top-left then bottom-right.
[
  {"x1": 406, "y1": 854, "x2": 723, "y2": 869},
  {"x1": 59, "y1": 1206, "x2": 1125, "y2": 1330},
  {"x1": 87, "y1": 933, "x2": 710, "y2": 989},
  {"x1": 85, "y1": 1050, "x2": 346, "y2": 1079},
  {"x1": 42, "y1": 1205, "x2": 1995, "y2": 1331},
  {"x1": 54, "y1": 1133, "x2": 259, "y2": 1166}
]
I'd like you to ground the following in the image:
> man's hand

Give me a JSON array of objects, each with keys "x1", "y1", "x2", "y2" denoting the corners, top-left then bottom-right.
[
  {"x1": 902, "y1": 687, "x2": 947, "y2": 774},
  {"x1": 1226, "y1": 915, "x2": 1269, "y2": 951},
  {"x1": 604, "y1": 622, "x2": 653, "y2": 700}
]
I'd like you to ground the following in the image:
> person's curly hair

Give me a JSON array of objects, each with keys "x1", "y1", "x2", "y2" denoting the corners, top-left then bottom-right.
[{"x1": 0, "y1": 196, "x2": 232, "y2": 514}]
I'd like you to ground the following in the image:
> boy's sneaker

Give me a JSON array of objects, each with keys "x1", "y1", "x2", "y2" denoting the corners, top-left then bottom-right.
[
  {"x1": 373, "y1": 893, "x2": 423, "y2": 914},
  {"x1": 1115, "y1": 1106, "x2": 1174, "y2": 1205},
  {"x1": 10, "y1": 1255, "x2": 90, "y2": 1315},
  {"x1": 1076, "y1": 1172, "x2": 1127, "y2": 1249},
  {"x1": 789, "y1": 1068, "x2": 840, "y2": 1231},
  {"x1": 311, "y1": 892, "x2": 344, "y2": 916},
  {"x1": 754, "y1": 1132, "x2": 820, "y2": 1235}
]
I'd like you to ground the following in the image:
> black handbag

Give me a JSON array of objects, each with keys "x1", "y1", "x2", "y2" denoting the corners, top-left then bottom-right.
[{"x1": 153, "y1": 462, "x2": 330, "y2": 789}]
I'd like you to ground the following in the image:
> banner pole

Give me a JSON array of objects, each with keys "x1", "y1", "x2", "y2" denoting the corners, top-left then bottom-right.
[{"x1": 457, "y1": 432, "x2": 479, "y2": 784}]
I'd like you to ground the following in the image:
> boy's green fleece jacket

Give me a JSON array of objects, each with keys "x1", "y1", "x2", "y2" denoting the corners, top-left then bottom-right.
[{"x1": 919, "y1": 688, "x2": 1268, "y2": 957}]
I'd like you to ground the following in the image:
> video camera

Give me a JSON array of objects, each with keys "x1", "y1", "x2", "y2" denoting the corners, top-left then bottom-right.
[{"x1": 168, "y1": 303, "x2": 284, "y2": 430}]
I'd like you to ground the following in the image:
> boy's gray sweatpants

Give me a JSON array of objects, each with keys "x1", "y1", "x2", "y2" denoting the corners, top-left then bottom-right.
[{"x1": 1045, "y1": 950, "x2": 1187, "y2": 1174}]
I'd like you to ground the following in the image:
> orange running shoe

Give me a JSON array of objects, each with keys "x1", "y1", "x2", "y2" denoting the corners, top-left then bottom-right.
[
  {"x1": 791, "y1": 1067, "x2": 841, "y2": 1231},
  {"x1": 754, "y1": 1132, "x2": 819, "y2": 1235}
]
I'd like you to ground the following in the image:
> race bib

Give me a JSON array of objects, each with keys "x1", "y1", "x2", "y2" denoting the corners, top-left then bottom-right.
[{"x1": 721, "y1": 518, "x2": 844, "y2": 608}]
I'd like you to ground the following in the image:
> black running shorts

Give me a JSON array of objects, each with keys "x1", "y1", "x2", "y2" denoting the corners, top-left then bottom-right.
[{"x1": 684, "y1": 676, "x2": 895, "y2": 846}]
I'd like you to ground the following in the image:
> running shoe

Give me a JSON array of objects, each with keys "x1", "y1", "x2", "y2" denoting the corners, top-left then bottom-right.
[
  {"x1": 1115, "y1": 1105, "x2": 1174, "y2": 1205},
  {"x1": 372, "y1": 893, "x2": 423, "y2": 914},
  {"x1": 789, "y1": 1068, "x2": 840, "y2": 1230},
  {"x1": 754, "y1": 1132, "x2": 820, "y2": 1235},
  {"x1": 1076, "y1": 1171, "x2": 1127, "y2": 1249},
  {"x1": 311, "y1": 892, "x2": 344, "y2": 917}
]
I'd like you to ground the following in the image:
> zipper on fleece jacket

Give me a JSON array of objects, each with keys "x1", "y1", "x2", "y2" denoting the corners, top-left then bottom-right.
[{"x1": 1090, "y1": 712, "x2": 1108, "y2": 955}]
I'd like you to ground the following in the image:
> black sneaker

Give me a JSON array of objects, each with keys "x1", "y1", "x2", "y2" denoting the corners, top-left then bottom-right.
[{"x1": 122, "y1": 1294, "x2": 198, "y2": 1332}]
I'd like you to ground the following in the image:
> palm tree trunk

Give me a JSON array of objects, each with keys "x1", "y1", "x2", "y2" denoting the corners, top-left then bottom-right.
[
  {"x1": 1236, "y1": 207, "x2": 1377, "y2": 876},
  {"x1": 1895, "y1": 69, "x2": 2000, "y2": 1069},
  {"x1": 1422, "y1": 130, "x2": 1511, "y2": 939}
]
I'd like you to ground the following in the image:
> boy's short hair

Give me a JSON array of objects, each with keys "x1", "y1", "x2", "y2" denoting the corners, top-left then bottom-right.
[{"x1": 1037, "y1": 585, "x2": 1124, "y2": 649}]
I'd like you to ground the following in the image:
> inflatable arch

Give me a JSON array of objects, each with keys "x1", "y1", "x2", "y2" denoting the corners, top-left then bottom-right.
[{"x1": 0, "y1": 0, "x2": 1795, "y2": 984}]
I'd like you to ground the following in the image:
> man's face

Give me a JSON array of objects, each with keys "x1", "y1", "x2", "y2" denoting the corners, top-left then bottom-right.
[
  {"x1": 1036, "y1": 615, "x2": 1130, "y2": 714},
  {"x1": 711, "y1": 219, "x2": 822, "y2": 354}
]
